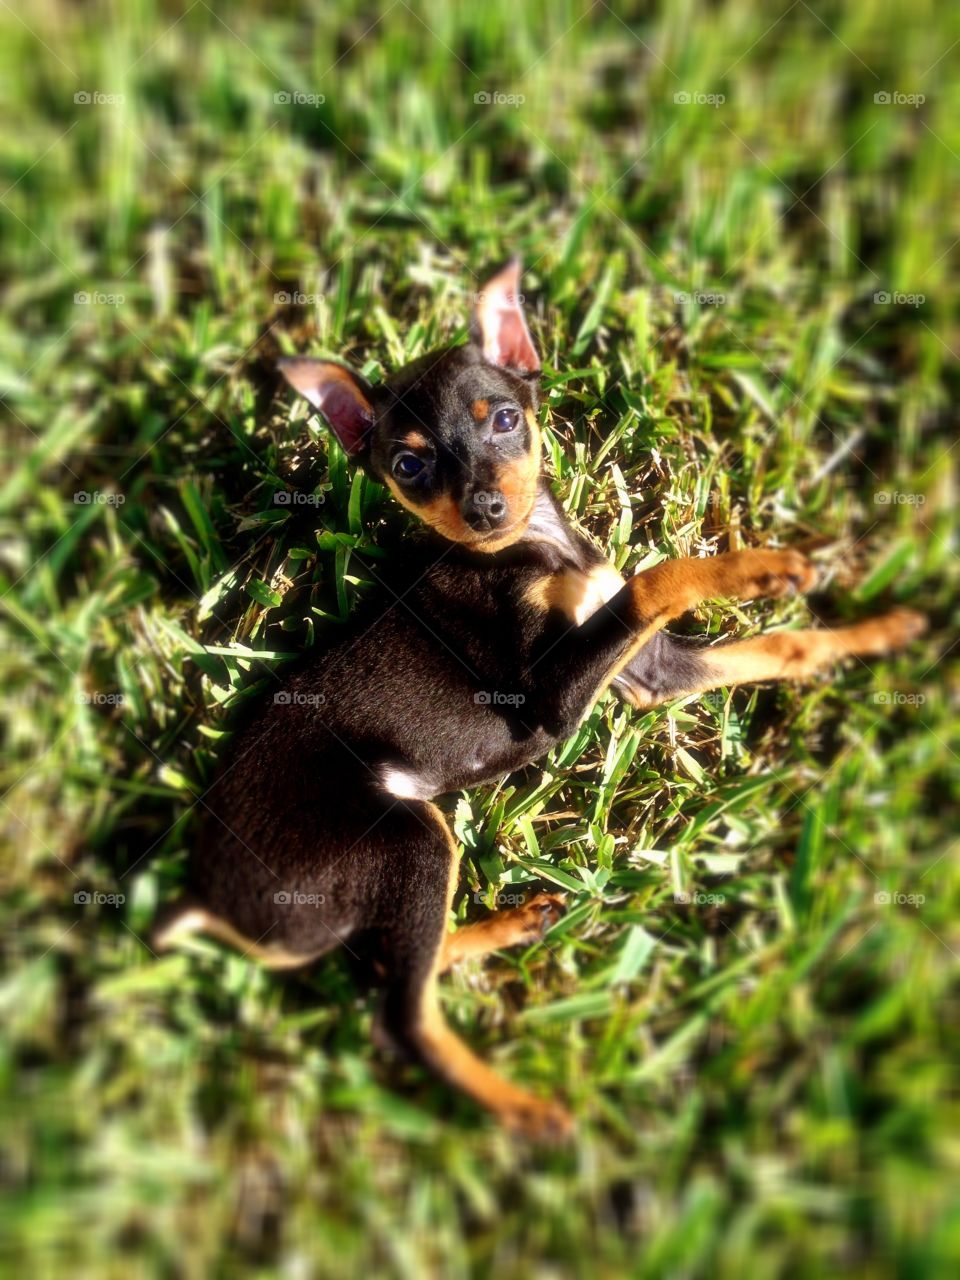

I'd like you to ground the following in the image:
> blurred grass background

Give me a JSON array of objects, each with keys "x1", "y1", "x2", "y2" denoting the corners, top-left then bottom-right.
[{"x1": 1, "y1": 1, "x2": 958, "y2": 1276}]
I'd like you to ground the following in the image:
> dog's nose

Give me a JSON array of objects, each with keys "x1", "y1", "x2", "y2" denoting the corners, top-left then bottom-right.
[{"x1": 463, "y1": 488, "x2": 507, "y2": 531}]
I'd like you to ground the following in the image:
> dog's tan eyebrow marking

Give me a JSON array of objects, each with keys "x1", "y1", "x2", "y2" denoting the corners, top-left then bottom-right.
[
  {"x1": 472, "y1": 399, "x2": 489, "y2": 422},
  {"x1": 402, "y1": 430, "x2": 429, "y2": 448}
]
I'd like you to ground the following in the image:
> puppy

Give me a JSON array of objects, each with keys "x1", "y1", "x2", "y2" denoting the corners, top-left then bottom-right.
[{"x1": 155, "y1": 261, "x2": 925, "y2": 1138}]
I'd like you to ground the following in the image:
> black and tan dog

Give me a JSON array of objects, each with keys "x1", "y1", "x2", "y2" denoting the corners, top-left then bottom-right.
[{"x1": 155, "y1": 261, "x2": 925, "y2": 1138}]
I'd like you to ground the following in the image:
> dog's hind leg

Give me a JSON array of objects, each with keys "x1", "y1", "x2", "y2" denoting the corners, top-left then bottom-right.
[
  {"x1": 374, "y1": 802, "x2": 573, "y2": 1141},
  {"x1": 437, "y1": 894, "x2": 565, "y2": 972},
  {"x1": 154, "y1": 785, "x2": 572, "y2": 1136},
  {"x1": 151, "y1": 894, "x2": 329, "y2": 969},
  {"x1": 616, "y1": 609, "x2": 926, "y2": 710}
]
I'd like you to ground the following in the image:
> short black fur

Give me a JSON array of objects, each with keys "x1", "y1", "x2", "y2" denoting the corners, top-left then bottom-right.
[{"x1": 155, "y1": 260, "x2": 922, "y2": 1138}]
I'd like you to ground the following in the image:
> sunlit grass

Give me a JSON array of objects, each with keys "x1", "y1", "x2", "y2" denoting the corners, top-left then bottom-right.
[{"x1": 1, "y1": 1, "x2": 958, "y2": 1275}]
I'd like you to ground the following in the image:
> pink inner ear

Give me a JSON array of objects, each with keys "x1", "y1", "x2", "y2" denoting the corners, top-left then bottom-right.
[
  {"x1": 483, "y1": 307, "x2": 540, "y2": 372},
  {"x1": 279, "y1": 359, "x2": 374, "y2": 455},
  {"x1": 318, "y1": 382, "x2": 373, "y2": 455},
  {"x1": 476, "y1": 263, "x2": 540, "y2": 373}
]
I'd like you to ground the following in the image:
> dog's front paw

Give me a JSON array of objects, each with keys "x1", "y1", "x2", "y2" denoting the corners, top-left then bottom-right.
[
  {"x1": 734, "y1": 549, "x2": 818, "y2": 600},
  {"x1": 514, "y1": 892, "x2": 565, "y2": 943}
]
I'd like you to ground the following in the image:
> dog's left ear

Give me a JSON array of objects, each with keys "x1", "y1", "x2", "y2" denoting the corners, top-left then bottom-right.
[
  {"x1": 472, "y1": 258, "x2": 540, "y2": 375},
  {"x1": 278, "y1": 358, "x2": 375, "y2": 456}
]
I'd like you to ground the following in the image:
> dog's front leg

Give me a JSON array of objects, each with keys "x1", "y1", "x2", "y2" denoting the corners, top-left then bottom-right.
[{"x1": 527, "y1": 549, "x2": 816, "y2": 735}]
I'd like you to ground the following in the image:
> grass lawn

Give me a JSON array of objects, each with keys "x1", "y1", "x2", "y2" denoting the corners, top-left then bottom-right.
[{"x1": 1, "y1": 1, "x2": 958, "y2": 1275}]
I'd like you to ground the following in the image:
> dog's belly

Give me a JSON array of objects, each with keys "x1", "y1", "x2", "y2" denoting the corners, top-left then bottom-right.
[
  {"x1": 374, "y1": 698, "x2": 557, "y2": 798},
  {"x1": 377, "y1": 724, "x2": 555, "y2": 800},
  {"x1": 261, "y1": 598, "x2": 558, "y2": 799}
]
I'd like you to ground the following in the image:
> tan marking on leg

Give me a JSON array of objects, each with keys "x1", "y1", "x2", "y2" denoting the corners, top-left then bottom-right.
[
  {"x1": 416, "y1": 995, "x2": 573, "y2": 1139},
  {"x1": 424, "y1": 801, "x2": 461, "y2": 918},
  {"x1": 628, "y1": 608, "x2": 928, "y2": 709},
  {"x1": 582, "y1": 549, "x2": 820, "y2": 711},
  {"x1": 412, "y1": 808, "x2": 573, "y2": 1140},
  {"x1": 153, "y1": 905, "x2": 323, "y2": 970},
  {"x1": 524, "y1": 575, "x2": 553, "y2": 613},
  {"x1": 625, "y1": 549, "x2": 818, "y2": 629},
  {"x1": 526, "y1": 548, "x2": 813, "y2": 632},
  {"x1": 439, "y1": 894, "x2": 565, "y2": 972}
]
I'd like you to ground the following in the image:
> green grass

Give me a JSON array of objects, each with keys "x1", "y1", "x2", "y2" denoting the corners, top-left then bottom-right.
[{"x1": 1, "y1": 1, "x2": 959, "y2": 1275}]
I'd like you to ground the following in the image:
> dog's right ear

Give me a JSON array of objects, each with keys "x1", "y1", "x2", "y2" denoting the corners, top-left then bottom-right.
[
  {"x1": 278, "y1": 358, "x2": 375, "y2": 456},
  {"x1": 472, "y1": 258, "x2": 540, "y2": 375}
]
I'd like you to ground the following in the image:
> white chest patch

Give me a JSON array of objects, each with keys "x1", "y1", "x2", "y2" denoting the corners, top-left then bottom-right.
[
  {"x1": 526, "y1": 561, "x2": 625, "y2": 625},
  {"x1": 568, "y1": 562, "x2": 625, "y2": 624}
]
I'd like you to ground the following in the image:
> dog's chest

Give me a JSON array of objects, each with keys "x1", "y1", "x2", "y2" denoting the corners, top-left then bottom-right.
[
  {"x1": 524, "y1": 560, "x2": 624, "y2": 625},
  {"x1": 517, "y1": 491, "x2": 625, "y2": 624}
]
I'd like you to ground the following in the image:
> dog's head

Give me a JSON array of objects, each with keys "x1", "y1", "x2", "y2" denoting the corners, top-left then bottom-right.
[{"x1": 279, "y1": 260, "x2": 542, "y2": 551}]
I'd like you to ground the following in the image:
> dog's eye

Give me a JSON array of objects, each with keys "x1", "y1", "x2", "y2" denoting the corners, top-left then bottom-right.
[
  {"x1": 392, "y1": 452, "x2": 424, "y2": 480},
  {"x1": 492, "y1": 407, "x2": 520, "y2": 434}
]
